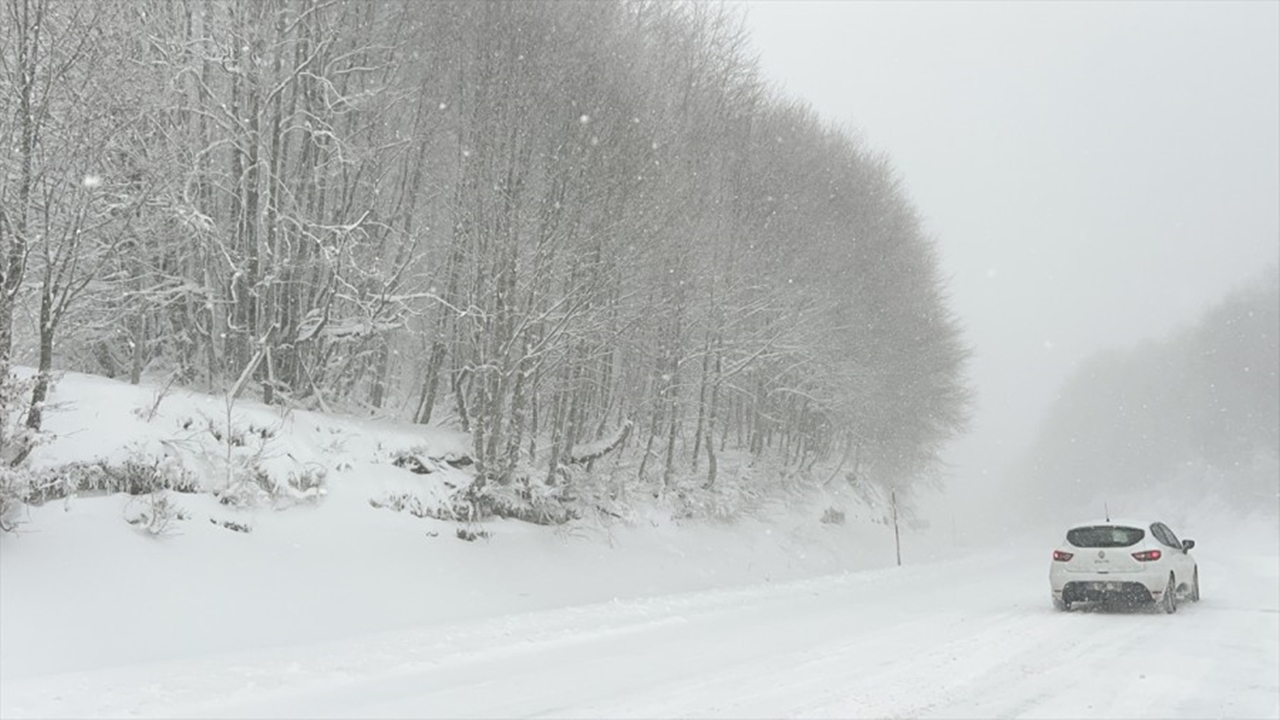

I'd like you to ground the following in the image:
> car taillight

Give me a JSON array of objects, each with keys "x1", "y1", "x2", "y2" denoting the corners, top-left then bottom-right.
[
  {"x1": 1052, "y1": 550, "x2": 1074, "y2": 561},
  {"x1": 1132, "y1": 549, "x2": 1162, "y2": 562}
]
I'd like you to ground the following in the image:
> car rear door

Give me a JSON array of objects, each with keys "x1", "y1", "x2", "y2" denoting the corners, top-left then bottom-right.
[{"x1": 1154, "y1": 522, "x2": 1195, "y2": 587}]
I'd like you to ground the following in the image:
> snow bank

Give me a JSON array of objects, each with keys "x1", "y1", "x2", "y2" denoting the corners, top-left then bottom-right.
[{"x1": 1, "y1": 370, "x2": 912, "y2": 682}]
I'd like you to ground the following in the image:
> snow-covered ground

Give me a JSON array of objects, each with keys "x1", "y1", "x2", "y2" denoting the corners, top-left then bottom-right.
[
  {"x1": 1, "y1": 371, "x2": 1277, "y2": 718},
  {"x1": 3, "y1": 518, "x2": 1275, "y2": 719}
]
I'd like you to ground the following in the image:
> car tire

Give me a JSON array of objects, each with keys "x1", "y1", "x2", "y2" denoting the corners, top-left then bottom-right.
[
  {"x1": 1161, "y1": 574, "x2": 1177, "y2": 614},
  {"x1": 1191, "y1": 569, "x2": 1200, "y2": 602}
]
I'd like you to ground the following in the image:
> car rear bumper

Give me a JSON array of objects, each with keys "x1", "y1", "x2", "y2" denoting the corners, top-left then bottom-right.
[
  {"x1": 1049, "y1": 566, "x2": 1169, "y2": 603},
  {"x1": 1056, "y1": 580, "x2": 1158, "y2": 604}
]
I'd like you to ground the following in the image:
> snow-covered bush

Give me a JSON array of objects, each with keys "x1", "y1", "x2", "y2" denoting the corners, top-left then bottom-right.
[
  {"x1": 668, "y1": 470, "x2": 768, "y2": 523},
  {"x1": 0, "y1": 367, "x2": 43, "y2": 531},
  {"x1": 391, "y1": 449, "x2": 443, "y2": 475},
  {"x1": 369, "y1": 492, "x2": 438, "y2": 519},
  {"x1": 455, "y1": 526, "x2": 490, "y2": 542},
  {"x1": 99, "y1": 456, "x2": 200, "y2": 495},
  {"x1": 124, "y1": 491, "x2": 187, "y2": 536},
  {"x1": 31, "y1": 456, "x2": 200, "y2": 500},
  {"x1": 287, "y1": 465, "x2": 327, "y2": 497},
  {"x1": 0, "y1": 466, "x2": 31, "y2": 532},
  {"x1": 201, "y1": 414, "x2": 327, "y2": 509},
  {"x1": 467, "y1": 469, "x2": 577, "y2": 526},
  {"x1": 217, "y1": 464, "x2": 325, "y2": 509},
  {"x1": 0, "y1": 367, "x2": 40, "y2": 464}
]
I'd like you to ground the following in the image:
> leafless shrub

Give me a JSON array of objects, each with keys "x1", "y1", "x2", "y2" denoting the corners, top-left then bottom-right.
[
  {"x1": 125, "y1": 491, "x2": 186, "y2": 536},
  {"x1": 135, "y1": 372, "x2": 181, "y2": 423}
]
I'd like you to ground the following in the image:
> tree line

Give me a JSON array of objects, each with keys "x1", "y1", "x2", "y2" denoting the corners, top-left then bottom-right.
[
  {"x1": 0, "y1": 0, "x2": 969, "y2": 514},
  {"x1": 1013, "y1": 268, "x2": 1279, "y2": 515}
]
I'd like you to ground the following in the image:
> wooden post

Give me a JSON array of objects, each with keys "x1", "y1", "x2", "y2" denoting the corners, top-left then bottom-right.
[{"x1": 891, "y1": 489, "x2": 902, "y2": 567}]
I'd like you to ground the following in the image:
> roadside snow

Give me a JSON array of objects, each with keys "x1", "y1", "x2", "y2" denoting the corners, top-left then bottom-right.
[{"x1": 1, "y1": 371, "x2": 906, "y2": 681}]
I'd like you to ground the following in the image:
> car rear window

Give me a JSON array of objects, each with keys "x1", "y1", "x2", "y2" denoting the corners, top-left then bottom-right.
[{"x1": 1066, "y1": 526, "x2": 1145, "y2": 548}]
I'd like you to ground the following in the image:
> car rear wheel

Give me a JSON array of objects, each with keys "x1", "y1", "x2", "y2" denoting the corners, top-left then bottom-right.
[{"x1": 1161, "y1": 574, "x2": 1177, "y2": 614}]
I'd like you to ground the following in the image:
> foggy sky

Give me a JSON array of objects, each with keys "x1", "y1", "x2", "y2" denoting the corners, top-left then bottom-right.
[{"x1": 738, "y1": 0, "x2": 1280, "y2": 520}]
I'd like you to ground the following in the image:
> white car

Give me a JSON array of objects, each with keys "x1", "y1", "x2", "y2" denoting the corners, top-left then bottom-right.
[{"x1": 1049, "y1": 519, "x2": 1199, "y2": 613}]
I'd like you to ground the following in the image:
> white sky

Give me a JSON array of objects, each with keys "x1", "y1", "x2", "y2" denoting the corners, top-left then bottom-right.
[{"x1": 737, "y1": 0, "x2": 1280, "y2": 515}]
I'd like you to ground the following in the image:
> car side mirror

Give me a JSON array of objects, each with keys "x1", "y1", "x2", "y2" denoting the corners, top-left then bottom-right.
[{"x1": 1182, "y1": 539, "x2": 1195, "y2": 551}]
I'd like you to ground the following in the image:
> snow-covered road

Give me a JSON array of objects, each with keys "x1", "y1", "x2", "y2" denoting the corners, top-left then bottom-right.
[{"x1": 4, "y1": 540, "x2": 1276, "y2": 719}]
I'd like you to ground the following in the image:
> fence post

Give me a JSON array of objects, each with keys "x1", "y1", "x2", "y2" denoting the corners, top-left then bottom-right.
[{"x1": 891, "y1": 489, "x2": 902, "y2": 567}]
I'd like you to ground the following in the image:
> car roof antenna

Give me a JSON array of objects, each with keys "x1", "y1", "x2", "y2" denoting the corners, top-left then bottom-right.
[{"x1": 1104, "y1": 502, "x2": 1110, "y2": 522}]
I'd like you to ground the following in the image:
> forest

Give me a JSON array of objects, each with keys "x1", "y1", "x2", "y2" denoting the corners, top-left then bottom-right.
[
  {"x1": 1013, "y1": 269, "x2": 1279, "y2": 516},
  {"x1": 0, "y1": 0, "x2": 969, "y2": 521}
]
